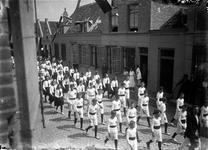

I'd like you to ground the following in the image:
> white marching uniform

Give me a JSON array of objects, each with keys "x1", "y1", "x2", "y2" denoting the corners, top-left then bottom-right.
[
  {"x1": 140, "y1": 96, "x2": 150, "y2": 117},
  {"x1": 107, "y1": 117, "x2": 118, "y2": 140},
  {"x1": 126, "y1": 128, "x2": 137, "y2": 150},
  {"x1": 158, "y1": 102, "x2": 168, "y2": 124},
  {"x1": 118, "y1": 87, "x2": 126, "y2": 108},
  {"x1": 75, "y1": 98, "x2": 84, "y2": 118},
  {"x1": 176, "y1": 111, "x2": 187, "y2": 134},
  {"x1": 69, "y1": 68, "x2": 74, "y2": 77},
  {"x1": 73, "y1": 72, "x2": 80, "y2": 80},
  {"x1": 174, "y1": 98, "x2": 184, "y2": 119},
  {"x1": 151, "y1": 117, "x2": 162, "y2": 142},
  {"x1": 138, "y1": 87, "x2": 145, "y2": 106},
  {"x1": 67, "y1": 89, "x2": 77, "y2": 111},
  {"x1": 123, "y1": 80, "x2": 130, "y2": 99},
  {"x1": 88, "y1": 104, "x2": 98, "y2": 126},
  {"x1": 96, "y1": 94, "x2": 104, "y2": 114},
  {"x1": 87, "y1": 88, "x2": 96, "y2": 104},
  {"x1": 86, "y1": 71, "x2": 91, "y2": 79},
  {"x1": 156, "y1": 92, "x2": 164, "y2": 109},
  {"x1": 200, "y1": 106, "x2": 208, "y2": 127},
  {"x1": 94, "y1": 74, "x2": 100, "y2": 81},
  {"x1": 112, "y1": 100, "x2": 122, "y2": 123},
  {"x1": 127, "y1": 108, "x2": 137, "y2": 126},
  {"x1": 95, "y1": 82, "x2": 103, "y2": 92}
]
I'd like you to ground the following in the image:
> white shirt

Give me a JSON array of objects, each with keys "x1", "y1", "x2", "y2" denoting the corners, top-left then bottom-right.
[
  {"x1": 126, "y1": 128, "x2": 137, "y2": 141},
  {"x1": 77, "y1": 84, "x2": 85, "y2": 93},
  {"x1": 43, "y1": 80, "x2": 50, "y2": 90},
  {"x1": 151, "y1": 117, "x2": 161, "y2": 132},
  {"x1": 107, "y1": 117, "x2": 117, "y2": 133},
  {"x1": 112, "y1": 100, "x2": 121, "y2": 110},
  {"x1": 118, "y1": 88, "x2": 126, "y2": 96},
  {"x1": 68, "y1": 89, "x2": 77, "y2": 99},
  {"x1": 176, "y1": 98, "x2": 184, "y2": 111},
  {"x1": 87, "y1": 88, "x2": 96, "y2": 96},
  {"x1": 103, "y1": 77, "x2": 110, "y2": 85},
  {"x1": 111, "y1": 80, "x2": 118, "y2": 90},
  {"x1": 75, "y1": 98, "x2": 83, "y2": 108},
  {"x1": 123, "y1": 80, "x2": 130, "y2": 88},
  {"x1": 55, "y1": 88, "x2": 63, "y2": 98},
  {"x1": 138, "y1": 87, "x2": 145, "y2": 97}
]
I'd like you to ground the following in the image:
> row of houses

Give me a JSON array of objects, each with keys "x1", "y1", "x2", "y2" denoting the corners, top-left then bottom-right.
[{"x1": 37, "y1": 0, "x2": 208, "y2": 98}]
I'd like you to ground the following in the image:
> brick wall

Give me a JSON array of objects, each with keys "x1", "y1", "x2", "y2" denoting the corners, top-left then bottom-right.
[
  {"x1": 118, "y1": 3, "x2": 128, "y2": 32},
  {"x1": 0, "y1": 1, "x2": 16, "y2": 147}
]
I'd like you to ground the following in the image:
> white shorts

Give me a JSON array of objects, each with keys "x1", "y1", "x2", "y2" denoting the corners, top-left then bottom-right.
[
  {"x1": 152, "y1": 128, "x2": 162, "y2": 142},
  {"x1": 120, "y1": 96, "x2": 126, "y2": 108},
  {"x1": 161, "y1": 113, "x2": 168, "y2": 124},
  {"x1": 128, "y1": 138, "x2": 137, "y2": 150},
  {"x1": 89, "y1": 114, "x2": 98, "y2": 126},
  {"x1": 97, "y1": 102, "x2": 104, "y2": 114},
  {"x1": 115, "y1": 110, "x2": 122, "y2": 123},
  {"x1": 140, "y1": 106, "x2": 150, "y2": 117},
  {"x1": 76, "y1": 107, "x2": 84, "y2": 118},
  {"x1": 174, "y1": 109, "x2": 181, "y2": 120},
  {"x1": 107, "y1": 128, "x2": 118, "y2": 140},
  {"x1": 125, "y1": 89, "x2": 130, "y2": 99}
]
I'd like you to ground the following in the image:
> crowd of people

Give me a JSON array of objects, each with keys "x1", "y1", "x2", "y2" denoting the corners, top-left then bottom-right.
[{"x1": 37, "y1": 57, "x2": 207, "y2": 150}]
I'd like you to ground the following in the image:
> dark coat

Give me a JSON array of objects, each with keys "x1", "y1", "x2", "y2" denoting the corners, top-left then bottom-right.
[{"x1": 184, "y1": 113, "x2": 200, "y2": 140}]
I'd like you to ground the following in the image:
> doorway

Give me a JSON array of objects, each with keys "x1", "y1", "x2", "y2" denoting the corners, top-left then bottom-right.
[
  {"x1": 123, "y1": 48, "x2": 135, "y2": 71},
  {"x1": 159, "y1": 49, "x2": 174, "y2": 93},
  {"x1": 140, "y1": 47, "x2": 148, "y2": 85}
]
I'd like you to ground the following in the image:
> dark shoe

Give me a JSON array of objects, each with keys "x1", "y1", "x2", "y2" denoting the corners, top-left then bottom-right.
[{"x1": 146, "y1": 142, "x2": 150, "y2": 150}]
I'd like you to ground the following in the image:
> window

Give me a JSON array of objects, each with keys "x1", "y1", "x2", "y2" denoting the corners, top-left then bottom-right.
[
  {"x1": 61, "y1": 44, "x2": 66, "y2": 61},
  {"x1": 111, "y1": 8, "x2": 118, "y2": 32},
  {"x1": 54, "y1": 43, "x2": 59, "y2": 60},
  {"x1": 129, "y1": 4, "x2": 138, "y2": 32},
  {"x1": 82, "y1": 46, "x2": 90, "y2": 66}
]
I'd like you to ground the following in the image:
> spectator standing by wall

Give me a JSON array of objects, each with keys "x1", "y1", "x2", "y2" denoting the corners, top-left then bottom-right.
[
  {"x1": 129, "y1": 68, "x2": 135, "y2": 91},
  {"x1": 136, "y1": 65, "x2": 142, "y2": 87}
]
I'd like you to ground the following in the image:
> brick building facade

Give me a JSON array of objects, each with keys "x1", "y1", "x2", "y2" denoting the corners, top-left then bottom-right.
[{"x1": 40, "y1": 0, "x2": 208, "y2": 99}]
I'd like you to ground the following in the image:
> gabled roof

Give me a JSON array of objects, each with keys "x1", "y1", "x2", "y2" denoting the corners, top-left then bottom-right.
[
  {"x1": 151, "y1": 2, "x2": 185, "y2": 30},
  {"x1": 67, "y1": 2, "x2": 103, "y2": 33},
  {"x1": 160, "y1": 9, "x2": 187, "y2": 29},
  {"x1": 36, "y1": 20, "x2": 59, "y2": 37}
]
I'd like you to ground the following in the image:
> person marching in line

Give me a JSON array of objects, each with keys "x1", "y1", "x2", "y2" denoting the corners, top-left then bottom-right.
[
  {"x1": 51, "y1": 64, "x2": 57, "y2": 80},
  {"x1": 137, "y1": 90, "x2": 151, "y2": 127},
  {"x1": 57, "y1": 69, "x2": 64, "y2": 85},
  {"x1": 118, "y1": 83, "x2": 127, "y2": 116},
  {"x1": 96, "y1": 89, "x2": 105, "y2": 125},
  {"x1": 45, "y1": 59, "x2": 52, "y2": 77},
  {"x1": 110, "y1": 76, "x2": 119, "y2": 99},
  {"x1": 123, "y1": 76, "x2": 130, "y2": 108},
  {"x1": 77, "y1": 81, "x2": 85, "y2": 99},
  {"x1": 86, "y1": 68, "x2": 92, "y2": 86},
  {"x1": 62, "y1": 75, "x2": 70, "y2": 102},
  {"x1": 104, "y1": 110, "x2": 119, "y2": 150},
  {"x1": 126, "y1": 120, "x2": 141, "y2": 150},
  {"x1": 126, "y1": 102, "x2": 137, "y2": 132},
  {"x1": 73, "y1": 68, "x2": 80, "y2": 85},
  {"x1": 69, "y1": 77, "x2": 77, "y2": 90},
  {"x1": 95, "y1": 78, "x2": 103, "y2": 93},
  {"x1": 74, "y1": 92, "x2": 84, "y2": 130},
  {"x1": 158, "y1": 98, "x2": 170, "y2": 135},
  {"x1": 136, "y1": 65, "x2": 142, "y2": 87},
  {"x1": 103, "y1": 73, "x2": 110, "y2": 98},
  {"x1": 146, "y1": 109, "x2": 163, "y2": 150},
  {"x1": 69, "y1": 65, "x2": 74, "y2": 78},
  {"x1": 57, "y1": 60, "x2": 63, "y2": 71},
  {"x1": 49, "y1": 79, "x2": 57, "y2": 107},
  {"x1": 129, "y1": 68, "x2": 135, "y2": 91},
  {"x1": 170, "y1": 93, "x2": 185, "y2": 126},
  {"x1": 85, "y1": 98, "x2": 100, "y2": 139},
  {"x1": 112, "y1": 95, "x2": 124, "y2": 133},
  {"x1": 94, "y1": 70, "x2": 100, "y2": 81},
  {"x1": 171, "y1": 105, "x2": 187, "y2": 142},
  {"x1": 138, "y1": 82, "x2": 146, "y2": 110},
  {"x1": 67, "y1": 84, "x2": 77, "y2": 119},
  {"x1": 42, "y1": 76, "x2": 51, "y2": 102},
  {"x1": 63, "y1": 64, "x2": 69, "y2": 76},
  {"x1": 86, "y1": 82, "x2": 96, "y2": 113},
  {"x1": 54, "y1": 84, "x2": 64, "y2": 114},
  {"x1": 156, "y1": 86, "x2": 164, "y2": 109},
  {"x1": 200, "y1": 101, "x2": 208, "y2": 134}
]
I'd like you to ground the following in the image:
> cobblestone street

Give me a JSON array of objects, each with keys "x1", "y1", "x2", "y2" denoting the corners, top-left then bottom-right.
[{"x1": 33, "y1": 95, "x2": 208, "y2": 150}]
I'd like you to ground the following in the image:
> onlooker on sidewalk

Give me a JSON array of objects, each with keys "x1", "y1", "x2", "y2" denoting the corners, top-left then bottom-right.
[
  {"x1": 136, "y1": 65, "x2": 142, "y2": 87},
  {"x1": 178, "y1": 105, "x2": 201, "y2": 150},
  {"x1": 129, "y1": 68, "x2": 135, "y2": 91}
]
